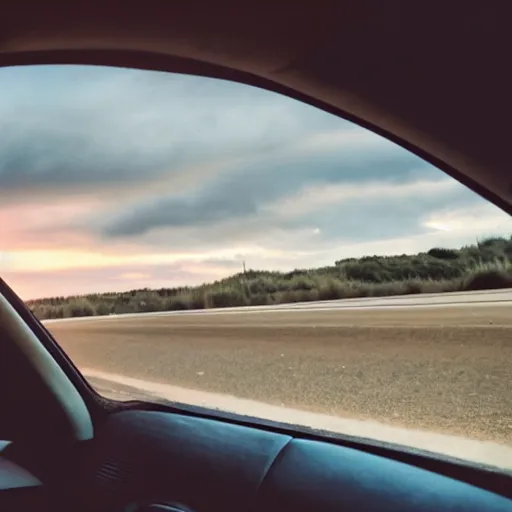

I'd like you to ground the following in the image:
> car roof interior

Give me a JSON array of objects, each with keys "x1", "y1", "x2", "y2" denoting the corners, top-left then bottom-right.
[{"x1": 0, "y1": 2, "x2": 511, "y2": 512}]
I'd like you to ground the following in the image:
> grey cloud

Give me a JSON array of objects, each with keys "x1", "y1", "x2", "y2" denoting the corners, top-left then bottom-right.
[
  {"x1": 1, "y1": 64, "x2": 444, "y2": 249},
  {"x1": 277, "y1": 184, "x2": 482, "y2": 248},
  {"x1": 101, "y1": 135, "x2": 434, "y2": 238},
  {"x1": 0, "y1": 65, "x2": 348, "y2": 197},
  {"x1": 96, "y1": 178, "x2": 483, "y2": 259},
  {"x1": 104, "y1": 188, "x2": 259, "y2": 236}
]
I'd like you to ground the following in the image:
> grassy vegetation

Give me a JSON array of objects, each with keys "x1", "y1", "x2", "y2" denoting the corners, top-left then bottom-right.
[{"x1": 28, "y1": 236, "x2": 512, "y2": 320}]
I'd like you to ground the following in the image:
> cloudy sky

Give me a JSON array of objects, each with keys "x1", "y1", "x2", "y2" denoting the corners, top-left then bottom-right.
[{"x1": 1, "y1": 65, "x2": 510, "y2": 300}]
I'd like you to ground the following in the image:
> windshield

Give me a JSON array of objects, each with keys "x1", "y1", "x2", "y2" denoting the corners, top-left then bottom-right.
[{"x1": 1, "y1": 65, "x2": 511, "y2": 470}]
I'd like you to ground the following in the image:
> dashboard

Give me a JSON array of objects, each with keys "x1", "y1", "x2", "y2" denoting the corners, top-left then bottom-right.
[{"x1": 79, "y1": 410, "x2": 512, "y2": 512}]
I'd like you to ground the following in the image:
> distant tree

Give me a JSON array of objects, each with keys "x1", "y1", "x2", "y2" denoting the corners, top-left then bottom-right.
[{"x1": 427, "y1": 247, "x2": 459, "y2": 260}]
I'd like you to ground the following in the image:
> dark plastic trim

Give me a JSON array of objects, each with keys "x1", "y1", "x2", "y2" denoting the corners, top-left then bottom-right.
[
  {"x1": 0, "y1": 278, "x2": 110, "y2": 422},
  {"x1": 117, "y1": 397, "x2": 512, "y2": 500}
]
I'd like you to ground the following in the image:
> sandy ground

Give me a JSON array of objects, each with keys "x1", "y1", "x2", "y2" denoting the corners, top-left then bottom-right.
[{"x1": 47, "y1": 305, "x2": 512, "y2": 444}]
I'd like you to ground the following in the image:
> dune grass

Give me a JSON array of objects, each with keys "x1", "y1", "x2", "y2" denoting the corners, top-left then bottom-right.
[{"x1": 28, "y1": 236, "x2": 512, "y2": 320}]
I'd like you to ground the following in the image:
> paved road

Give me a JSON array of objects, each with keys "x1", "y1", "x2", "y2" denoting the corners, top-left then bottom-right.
[
  {"x1": 48, "y1": 303, "x2": 512, "y2": 443},
  {"x1": 44, "y1": 293, "x2": 512, "y2": 470},
  {"x1": 43, "y1": 288, "x2": 512, "y2": 325},
  {"x1": 85, "y1": 368, "x2": 512, "y2": 471}
]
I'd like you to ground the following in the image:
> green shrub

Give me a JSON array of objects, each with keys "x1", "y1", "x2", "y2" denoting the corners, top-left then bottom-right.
[
  {"x1": 187, "y1": 292, "x2": 207, "y2": 310},
  {"x1": 249, "y1": 293, "x2": 270, "y2": 306},
  {"x1": 67, "y1": 299, "x2": 95, "y2": 317},
  {"x1": 427, "y1": 247, "x2": 459, "y2": 260},
  {"x1": 463, "y1": 270, "x2": 512, "y2": 291},
  {"x1": 166, "y1": 297, "x2": 189, "y2": 311},
  {"x1": 317, "y1": 281, "x2": 343, "y2": 301},
  {"x1": 205, "y1": 288, "x2": 247, "y2": 308}
]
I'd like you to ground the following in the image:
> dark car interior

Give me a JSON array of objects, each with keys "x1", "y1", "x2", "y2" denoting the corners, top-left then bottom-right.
[{"x1": 0, "y1": 2, "x2": 511, "y2": 511}]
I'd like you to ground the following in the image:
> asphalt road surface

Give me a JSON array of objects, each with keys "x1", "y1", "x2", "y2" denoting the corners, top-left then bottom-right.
[
  {"x1": 45, "y1": 291, "x2": 512, "y2": 452},
  {"x1": 44, "y1": 288, "x2": 512, "y2": 325}
]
